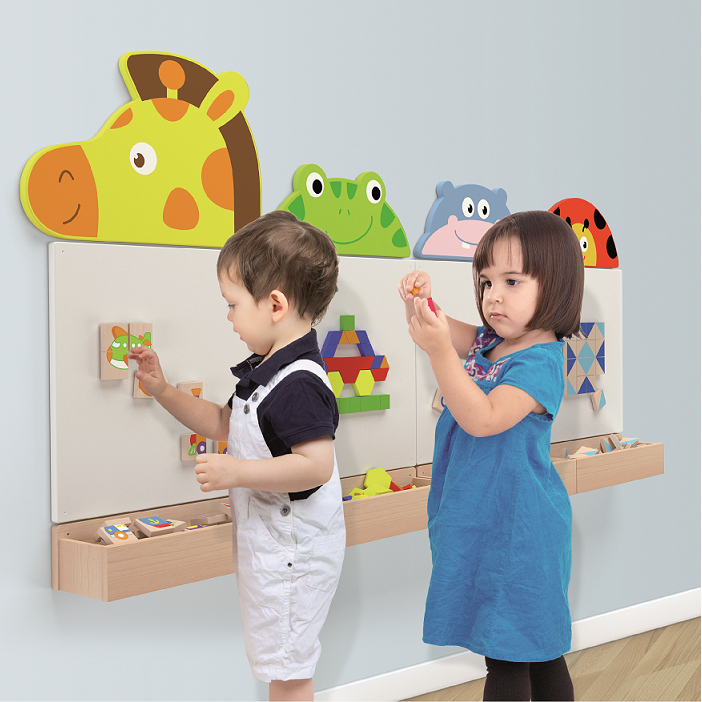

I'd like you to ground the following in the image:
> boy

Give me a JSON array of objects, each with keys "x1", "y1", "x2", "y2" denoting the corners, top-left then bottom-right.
[{"x1": 130, "y1": 211, "x2": 345, "y2": 701}]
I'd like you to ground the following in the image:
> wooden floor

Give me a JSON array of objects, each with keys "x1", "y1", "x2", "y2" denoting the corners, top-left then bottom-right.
[{"x1": 405, "y1": 617, "x2": 700, "y2": 701}]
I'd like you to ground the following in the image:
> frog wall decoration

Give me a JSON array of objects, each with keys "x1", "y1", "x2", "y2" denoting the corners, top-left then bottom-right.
[
  {"x1": 278, "y1": 164, "x2": 410, "y2": 257},
  {"x1": 414, "y1": 181, "x2": 510, "y2": 261}
]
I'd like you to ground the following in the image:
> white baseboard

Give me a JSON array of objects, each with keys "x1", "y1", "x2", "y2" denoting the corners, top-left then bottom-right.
[{"x1": 316, "y1": 588, "x2": 701, "y2": 701}]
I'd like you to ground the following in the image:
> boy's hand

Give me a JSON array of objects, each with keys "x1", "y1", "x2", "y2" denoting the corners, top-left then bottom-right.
[
  {"x1": 409, "y1": 296, "x2": 453, "y2": 357},
  {"x1": 398, "y1": 271, "x2": 432, "y2": 302},
  {"x1": 128, "y1": 347, "x2": 168, "y2": 399},
  {"x1": 195, "y1": 453, "x2": 238, "y2": 492}
]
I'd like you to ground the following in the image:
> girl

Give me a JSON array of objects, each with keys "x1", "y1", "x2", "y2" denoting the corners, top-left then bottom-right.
[{"x1": 399, "y1": 211, "x2": 583, "y2": 701}]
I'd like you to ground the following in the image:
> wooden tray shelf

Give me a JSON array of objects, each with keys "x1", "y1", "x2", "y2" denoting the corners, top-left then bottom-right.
[
  {"x1": 51, "y1": 498, "x2": 234, "y2": 601},
  {"x1": 52, "y1": 440, "x2": 662, "y2": 601},
  {"x1": 551, "y1": 433, "x2": 664, "y2": 495}
]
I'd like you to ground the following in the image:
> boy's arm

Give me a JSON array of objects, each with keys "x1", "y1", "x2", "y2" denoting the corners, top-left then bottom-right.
[
  {"x1": 130, "y1": 346, "x2": 231, "y2": 441},
  {"x1": 194, "y1": 436, "x2": 335, "y2": 493},
  {"x1": 154, "y1": 383, "x2": 232, "y2": 442}
]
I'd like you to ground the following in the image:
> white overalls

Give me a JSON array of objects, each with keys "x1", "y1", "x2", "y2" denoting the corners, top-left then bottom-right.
[{"x1": 228, "y1": 359, "x2": 346, "y2": 682}]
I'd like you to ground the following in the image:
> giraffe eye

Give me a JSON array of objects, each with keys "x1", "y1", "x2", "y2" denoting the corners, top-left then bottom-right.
[
  {"x1": 366, "y1": 179, "x2": 383, "y2": 204},
  {"x1": 130, "y1": 143, "x2": 157, "y2": 175},
  {"x1": 306, "y1": 172, "x2": 324, "y2": 198}
]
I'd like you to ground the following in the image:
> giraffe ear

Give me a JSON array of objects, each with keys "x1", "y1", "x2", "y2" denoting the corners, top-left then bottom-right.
[{"x1": 200, "y1": 71, "x2": 250, "y2": 128}]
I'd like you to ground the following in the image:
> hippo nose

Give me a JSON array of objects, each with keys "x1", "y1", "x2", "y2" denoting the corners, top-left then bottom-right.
[{"x1": 23, "y1": 144, "x2": 98, "y2": 238}]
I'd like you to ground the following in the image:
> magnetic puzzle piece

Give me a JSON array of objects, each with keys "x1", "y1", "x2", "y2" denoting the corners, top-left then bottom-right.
[
  {"x1": 131, "y1": 323, "x2": 154, "y2": 398},
  {"x1": 178, "y1": 381, "x2": 203, "y2": 399},
  {"x1": 181, "y1": 433, "x2": 207, "y2": 461},
  {"x1": 133, "y1": 516, "x2": 186, "y2": 537},
  {"x1": 353, "y1": 369, "x2": 376, "y2": 397},
  {"x1": 590, "y1": 388, "x2": 607, "y2": 412},
  {"x1": 327, "y1": 371, "x2": 344, "y2": 398},
  {"x1": 95, "y1": 519, "x2": 139, "y2": 545},
  {"x1": 190, "y1": 513, "x2": 228, "y2": 526},
  {"x1": 216, "y1": 441, "x2": 228, "y2": 455},
  {"x1": 432, "y1": 388, "x2": 446, "y2": 413},
  {"x1": 100, "y1": 323, "x2": 130, "y2": 380}
]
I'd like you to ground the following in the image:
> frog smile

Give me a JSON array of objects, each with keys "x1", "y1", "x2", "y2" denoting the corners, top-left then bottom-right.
[{"x1": 329, "y1": 216, "x2": 373, "y2": 245}]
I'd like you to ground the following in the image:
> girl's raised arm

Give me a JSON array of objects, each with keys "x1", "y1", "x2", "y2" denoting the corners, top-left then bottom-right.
[{"x1": 398, "y1": 271, "x2": 478, "y2": 358}]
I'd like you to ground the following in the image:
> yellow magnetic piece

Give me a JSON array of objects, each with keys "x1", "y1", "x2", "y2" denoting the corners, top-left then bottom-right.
[
  {"x1": 364, "y1": 467, "x2": 391, "y2": 490},
  {"x1": 327, "y1": 371, "x2": 344, "y2": 398},
  {"x1": 352, "y1": 369, "x2": 375, "y2": 396}
]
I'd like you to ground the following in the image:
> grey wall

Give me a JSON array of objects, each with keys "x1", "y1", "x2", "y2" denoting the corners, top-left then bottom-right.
[{"x1": 1, "y1": 1, "x2": 699, "y2": 699}]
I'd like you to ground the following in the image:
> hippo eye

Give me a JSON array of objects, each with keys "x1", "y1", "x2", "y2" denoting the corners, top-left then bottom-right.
[
  {"x1": 462, "y1": 197, "x2": 475, "y2": 218},
  {"x1": 478, "y1": 199, "x2": 490, "y2": 220},
  {"x1": 130, "y1": 143, "x2": 157, "y2": 175},
  {"x1": 580, "y1": 236, "x2": 588, "y2": 253},
  {"x1": 366, "y1": 180, "x2": 383, "y2": 204},
  {"x1": 306, "y1": 172, "x2": 325, "y2": 198}
]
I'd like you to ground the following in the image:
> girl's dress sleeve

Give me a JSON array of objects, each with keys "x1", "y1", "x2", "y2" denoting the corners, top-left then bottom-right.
[{"x1": 498, "y1": 346, "x2": 564, "y2": 417}]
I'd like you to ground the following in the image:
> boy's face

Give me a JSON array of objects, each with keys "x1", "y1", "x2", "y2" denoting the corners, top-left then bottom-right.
[{"x1": 219, "y1": 273, "x2": 274, "y2": 357}]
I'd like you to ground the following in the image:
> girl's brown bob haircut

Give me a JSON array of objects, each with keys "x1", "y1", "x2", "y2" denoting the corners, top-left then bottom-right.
[
  {"x1": 472, "y1": 210, "x2": 584, "y2": 340},
  {"x1": 217, "y1": 211, "x2": 339, "y2": 326}
]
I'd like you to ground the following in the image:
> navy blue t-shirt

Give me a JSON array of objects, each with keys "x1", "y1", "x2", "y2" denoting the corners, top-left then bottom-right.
[{"x1": 228, "y1": 330, "x2": 339, "y2": 500}]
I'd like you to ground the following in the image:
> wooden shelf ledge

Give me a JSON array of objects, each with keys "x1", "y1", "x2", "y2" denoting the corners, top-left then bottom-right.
[{"x1": 52, "y1": 439, "x2": 663, "y2": 601}]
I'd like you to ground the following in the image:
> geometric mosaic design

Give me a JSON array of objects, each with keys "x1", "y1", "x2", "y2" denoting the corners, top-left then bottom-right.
[
  {"x1": 322, "y1": 315, "x2": 390, "y2": 414},
  {"x1": 564, "y1": 322, "x2": 605, "y2": 396}
]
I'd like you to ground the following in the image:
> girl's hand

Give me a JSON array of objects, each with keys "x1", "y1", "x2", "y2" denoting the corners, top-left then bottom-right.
[
  {"x1": 408, "y1": 296, "x2": 453, "y2": 357},
  {"x1": 195, "y1": 453, "x2": 239, "y2": 492},
  {"x1": 398, "y1": 270, "x2": 432, "y2": 302},
  {"x1": 128, "y1": 347, "x2": 168, "y2": 399}
]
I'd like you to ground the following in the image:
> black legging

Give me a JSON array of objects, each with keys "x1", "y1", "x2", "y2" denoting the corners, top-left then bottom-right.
[{"x1": 483, "y1": 656, "x2": 574, "y2": 701}]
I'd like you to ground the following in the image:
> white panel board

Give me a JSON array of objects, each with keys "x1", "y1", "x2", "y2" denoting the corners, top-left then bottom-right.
[
  {"x1": 49, "y1": 244, "x2": 416, "y2": 522},
  {"x1": 414, "y1": 261, "x2": 623, "y2": 463}
]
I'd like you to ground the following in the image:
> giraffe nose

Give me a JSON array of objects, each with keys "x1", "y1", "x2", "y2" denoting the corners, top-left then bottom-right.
[
  {"x1": 163, "y1": 187, "x2": 199, "y2": 230},
  {"x1": 23, "y1": 144, "x2": 98, "y2": 238}
]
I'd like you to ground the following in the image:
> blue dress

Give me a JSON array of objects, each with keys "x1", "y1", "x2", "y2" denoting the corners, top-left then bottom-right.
[{"x1": 423, "y1": 327, "x2": 572, "y2": 663}]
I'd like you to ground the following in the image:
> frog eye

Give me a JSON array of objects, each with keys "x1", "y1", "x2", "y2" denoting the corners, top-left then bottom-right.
[
  {"x1": 306, "y1": 172, "x2": 325, "y2": 198},
  {"x1": 130, "y1": 143, "x2": 157, "y2": 175},
  {"x1": 478, "y1": 199, "x2": 490, "y2": 220},
  {"x1": 462, "y1": 197, "x2": 475, "y2": 218},
  {"x1": 366, "y1": 180, "x2": 383, "y2": 204},
  {"x1": 580, "y1": 236, "x2": 589, "y2": 253}
]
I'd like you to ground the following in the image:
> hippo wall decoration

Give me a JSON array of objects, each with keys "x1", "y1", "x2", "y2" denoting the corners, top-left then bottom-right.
[
  {"x1": 20, "y1": 52, "x2": 261, "y2": 247},
  {"x1": 413, "y1": 181, "x2": 510, "y2": 261}
]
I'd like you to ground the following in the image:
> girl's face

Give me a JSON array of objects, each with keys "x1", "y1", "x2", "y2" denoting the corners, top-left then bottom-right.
[
  {"x1": 478, "y1": 238, "x2": 540, "y2": 341},
  {"x1": 219, "y1": 274, "x2": 274, "y2": 357}
]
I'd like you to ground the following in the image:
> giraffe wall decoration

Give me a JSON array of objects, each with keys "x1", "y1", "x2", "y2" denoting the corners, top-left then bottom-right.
[{"x1": 20, "y1": 52, "x2": 261, "y2": 247}]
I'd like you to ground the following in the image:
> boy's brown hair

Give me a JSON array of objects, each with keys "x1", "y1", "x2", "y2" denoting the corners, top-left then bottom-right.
[
  {"x1": 217, "y1": 210, "x2": 339, "y2": 325},
  {"x1": 472, "y1": 210, "x2": 584, "y2": 340}
]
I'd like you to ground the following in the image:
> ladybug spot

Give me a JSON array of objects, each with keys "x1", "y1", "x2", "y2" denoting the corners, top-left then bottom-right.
[
  {"x1": 553, "y1": 207, "x2": 561, "y2": 217},
  {"x1": 594, "y1": 208, "x2": 607, "y2": 230},
  {"x1": 606, "y1": 235, "x2": 617, "y2": 260},
  {"x1": 565, "y1": 216, "x2": 572, "y2": 226}
]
